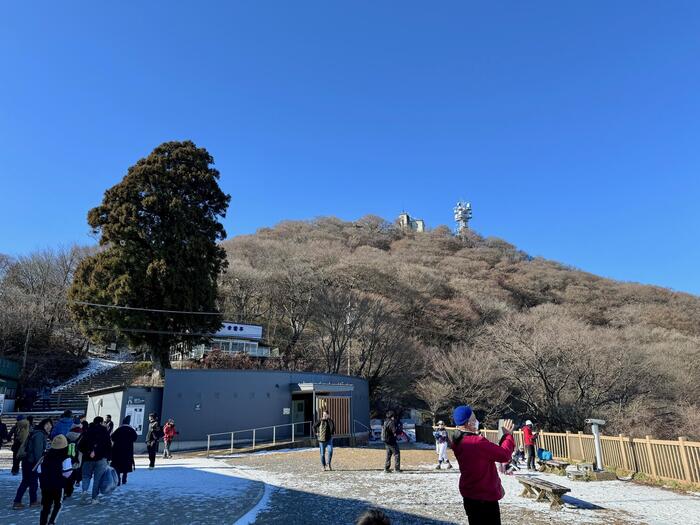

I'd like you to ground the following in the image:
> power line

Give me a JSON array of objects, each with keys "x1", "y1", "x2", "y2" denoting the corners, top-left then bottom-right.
[
  {"x1": 68, "y1": 301, "x2": 475, "y2": 338},
  {"x1": 69, "y1": 300, "x2": 224, "y2": 316}
]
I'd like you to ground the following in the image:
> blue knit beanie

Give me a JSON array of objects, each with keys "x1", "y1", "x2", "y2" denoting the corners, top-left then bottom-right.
[{"x1": 453, "y1": 405, "x2": 473, "y2": 426}]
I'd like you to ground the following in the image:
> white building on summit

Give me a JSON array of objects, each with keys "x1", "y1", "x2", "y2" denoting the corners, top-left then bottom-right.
[{"x1": 397, "y1": 211, "x2": 425, "y2": 232}]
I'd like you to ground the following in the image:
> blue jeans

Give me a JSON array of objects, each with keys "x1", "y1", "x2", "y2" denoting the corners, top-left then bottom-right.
[
  {"x1": 14, "y1": 460, "x2": 38, "y2": 504},
  {"x1": 319, "y1": 439, "x2": 333, "y2": 467},
  {"x1": 82, "y1": 458, "x2": 108, "y2": 499}
]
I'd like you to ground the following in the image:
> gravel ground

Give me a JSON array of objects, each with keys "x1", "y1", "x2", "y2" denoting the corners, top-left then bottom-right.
[{"x1": 221, "y1": 445, "x2": 641, "y2": 524}]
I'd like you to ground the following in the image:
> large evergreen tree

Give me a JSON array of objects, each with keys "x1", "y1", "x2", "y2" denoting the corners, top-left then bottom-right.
[{"x1": 69, "y1": 141, "x2": 231, "y2": 373}]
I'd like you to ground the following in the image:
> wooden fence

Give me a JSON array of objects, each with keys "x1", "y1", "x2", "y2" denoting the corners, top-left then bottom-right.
[{"x1": 480, "y1": 429, "x2": 700, "y2": 485}]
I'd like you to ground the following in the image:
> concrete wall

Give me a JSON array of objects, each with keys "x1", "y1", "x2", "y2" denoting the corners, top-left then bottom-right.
[
  {"x1": 86, "y1": 387, "x2": 163, "y2": 444},
  {"x1": 162, "y1": 369, "x2": 370, "y2": 443},
  {"x1": 86, "y1": 390, "x2": 124, "y2": 423}
]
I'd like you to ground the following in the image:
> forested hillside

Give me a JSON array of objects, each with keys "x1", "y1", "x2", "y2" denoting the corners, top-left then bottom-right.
[
  {"x1": 218, "y1": 216, "x2": 700, "y2": 438},
  {"x1": 1, "y1": 215, "x2": 698, "y2": 438}
]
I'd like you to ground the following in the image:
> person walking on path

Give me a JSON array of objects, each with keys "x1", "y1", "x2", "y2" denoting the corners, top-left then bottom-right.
[
  {"x1": 13, "y1": 418, "x2": 52, "y2": 509},
  {"x1": 50, "y1": 410, "x2": 74, "y2": 439},
  {"x1": 146, "y1": 413, "x2": 163, "y2": 469},
  {"x1": 433, "y1": 421, "x2": 452, "y2": 469},
  {"x1": 37, "y1": 434, "x2": 72, "y2": 525},
  {"x1": 313, "y1": 411, "x2": 335, "y2": 471},
  {"x1": 382, "y1": 411, "x2": 401, "y2": 473},
  {"x1": 63, "y1": 424, "x2": 83, "y2": 499},
  {"x1": 449, "y1": 405, "x2": 515, "y2": 525},
  {"x1": 104, "y1": 415, "x2": 114, "y2": 435},
  {"x1": 162, "y1": 419, "x2": 178, "y2": 459},
  {"x1": 10, "y1": 416, "x2": 30, "y2": 475},
  {"x1": 111, "y1": 416, "x2": 138, "y2": 485},
  {"x1": 78, "y1": 416, "x2": 112, "y2": 504},
  {"x1": 522, "y1": 420, "x2": 538, "y2": 471}
]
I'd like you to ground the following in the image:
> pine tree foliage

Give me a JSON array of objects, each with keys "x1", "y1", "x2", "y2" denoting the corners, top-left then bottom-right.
[{"x1": 68, "y1": 141, "x2": 230, "y2": 372}]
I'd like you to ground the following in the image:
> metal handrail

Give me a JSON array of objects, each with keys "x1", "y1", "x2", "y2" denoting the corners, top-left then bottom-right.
[
  {"x1": 353, "y1": 419, "x2": 371, "y2": 433},
  {"x1": 206, "y1": 420, "x2": 312, "y2": 457}
]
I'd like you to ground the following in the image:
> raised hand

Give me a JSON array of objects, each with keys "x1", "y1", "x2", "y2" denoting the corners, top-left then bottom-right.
[{"x1": 501, "y1": 419, "x2": 514, "y2": 434}]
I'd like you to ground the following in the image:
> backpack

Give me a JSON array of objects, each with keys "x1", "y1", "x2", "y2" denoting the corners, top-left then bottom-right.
[
  {"x1": 99, "y1": 466, "x2": 119, "y2": 495},
  {"x1": 381, "y1": 420, "x2": 392, "y2": 442}
]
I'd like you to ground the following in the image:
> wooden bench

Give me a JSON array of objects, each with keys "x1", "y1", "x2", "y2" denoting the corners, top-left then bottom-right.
[
  {"x1": 542, "y1": 459, "x2": 569, "y2": 475},
  {"x1": 518, "y1": 477, "x2": 571, "y2": 509}
]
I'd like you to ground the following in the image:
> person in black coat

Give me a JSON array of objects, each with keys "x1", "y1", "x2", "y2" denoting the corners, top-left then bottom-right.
[
  {"x1": 111, "y1": 416, "x2": 138, "y2": 485},
  {"x1": 145, "y1": 413, "x2": 162, "y2": 469},
  {"x1": 38, "y1": 435, "x2": 72, "y2": 525},
  {"x1": 78, "y1": 417, "x2": 112, "y2": 502}
]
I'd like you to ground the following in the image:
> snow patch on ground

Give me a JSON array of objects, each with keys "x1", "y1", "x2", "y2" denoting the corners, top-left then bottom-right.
[{"x1": 52, "y1": 357, "x2": 127, "y2": 393}]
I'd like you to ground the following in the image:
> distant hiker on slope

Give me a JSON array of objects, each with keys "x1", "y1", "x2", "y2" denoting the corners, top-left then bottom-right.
[{"x1": 449, "y1": 406, "x2": 515, "y2": 525}]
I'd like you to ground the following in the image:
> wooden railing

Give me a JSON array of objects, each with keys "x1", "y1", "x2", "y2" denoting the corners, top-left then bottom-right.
[{"x1": 480, "y1": 429, "x2": 700, "y2": 485}]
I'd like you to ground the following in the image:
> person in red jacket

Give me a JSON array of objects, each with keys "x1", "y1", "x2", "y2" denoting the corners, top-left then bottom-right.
[
  {"x1": 449, "y1": 405, "x2": 515, "y2": 525},
  {"x1": 162, "y1": 419, "x2": 178, "y2": 459},
  {"x1": 522, "y1": 420, "x2": 538, "y2": 470}
]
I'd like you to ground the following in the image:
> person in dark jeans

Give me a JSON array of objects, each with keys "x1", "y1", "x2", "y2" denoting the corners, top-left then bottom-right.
[
  {"x1": 78, "y1": 416, "x2": 112, "y2": 503},
  {"x1": 13, "y1": 418, "x2": 52, "y2": 509},
  {"x1": 146, "y1": 413, "x2": 162, "y2": 469},
  {"x1": 382, "y1": 411, "x2": 401, "y2": 473},
  {"x1": 522, "y1": 420, "x2": 538, "y2": 471},
  {"x1": 313, "y1": 411, "x2": 335, "y2": 471}
]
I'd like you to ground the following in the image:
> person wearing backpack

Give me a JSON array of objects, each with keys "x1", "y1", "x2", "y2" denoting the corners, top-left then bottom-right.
[
  {"x1": 13, "y1": 418, "x2": 52, "y2": 509},
  {"x1": 382, "y1": 411, "x2": 401, "y2": 473},
  {"x1": 37, "y1": 434, "x2": 72, "y2": 525},
  {"x1": 78, "y1": 416, "x2": 112, "y2": 504},
  {"x1": 10, "y1": 416, "x2": 30, "y2": 475},
  {"x1": 145, "y1": 413, "x2": 163, "y2": 469}
]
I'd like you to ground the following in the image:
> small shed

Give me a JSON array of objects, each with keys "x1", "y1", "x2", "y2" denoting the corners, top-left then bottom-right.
[{"x1": 86, "y1": 385, "x2": 163, "y2": 447}]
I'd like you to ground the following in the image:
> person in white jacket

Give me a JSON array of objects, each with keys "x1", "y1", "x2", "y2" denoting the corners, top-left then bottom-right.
[{"x1": 433, "y1": 421, "x2": 452, "y2": 469}]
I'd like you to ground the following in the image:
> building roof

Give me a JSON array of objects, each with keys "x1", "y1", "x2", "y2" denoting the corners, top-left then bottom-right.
[{"x1": 293, "y1": 382, "x2": 354, "y2": 393}]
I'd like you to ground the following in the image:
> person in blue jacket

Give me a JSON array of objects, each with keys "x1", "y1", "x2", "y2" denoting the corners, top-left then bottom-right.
[{"x1": 50, "y1": 410, "x2": 74, "y2": 439}]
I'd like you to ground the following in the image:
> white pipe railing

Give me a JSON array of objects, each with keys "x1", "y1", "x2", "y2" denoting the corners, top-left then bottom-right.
[{"x1": 206, "y1": 420, "x2": 312, "y2": 457}]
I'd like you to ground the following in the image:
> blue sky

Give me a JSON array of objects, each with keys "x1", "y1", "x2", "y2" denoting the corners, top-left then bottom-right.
[{"x1": 1, "y1": 2, "x2": 699, "y2": 295}]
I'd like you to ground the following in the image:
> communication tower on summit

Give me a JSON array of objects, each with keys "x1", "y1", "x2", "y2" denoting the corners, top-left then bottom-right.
[{"x1": 454, "y1": 201, "x2": 472, "y2": 235}]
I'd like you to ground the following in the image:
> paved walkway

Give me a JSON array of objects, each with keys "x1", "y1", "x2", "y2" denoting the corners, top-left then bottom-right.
[{"x1": 0, "y1": 453, "x2": 262, "y2": 525}]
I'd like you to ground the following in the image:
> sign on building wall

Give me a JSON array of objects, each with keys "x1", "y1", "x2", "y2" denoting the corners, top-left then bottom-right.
[{"x1": 125, "y1": 404, "x2": 145, "y2": 434}]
